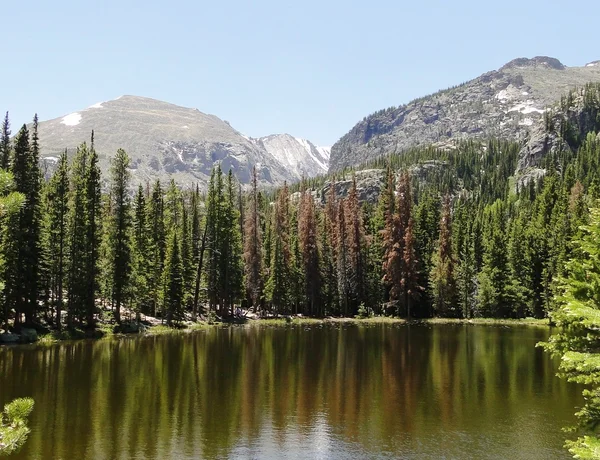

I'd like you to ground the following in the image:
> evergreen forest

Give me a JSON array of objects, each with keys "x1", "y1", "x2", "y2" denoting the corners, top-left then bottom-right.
[{"x1": 0, "y1": 84, "x2": 600, "y2": 333}]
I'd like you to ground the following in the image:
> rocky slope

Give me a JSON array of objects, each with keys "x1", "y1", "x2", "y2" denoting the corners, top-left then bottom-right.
[
  {"x1": 252, "y1": 134, "x2": 329, "y2": 179},
  {"x1": 329, "y1": 57, "x2": 600, "y2": 172},
  {"x1": 36, "y1": 96, "x2": 329, "y2": 187}
]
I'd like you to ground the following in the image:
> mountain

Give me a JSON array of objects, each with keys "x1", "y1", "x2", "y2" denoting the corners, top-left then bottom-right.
[
  {"x1": 329, "y1": 56, "x2": 600, "y2": 172},
  {"x1": 36, "y1": 95, "x2": 328, "y2": 186},
  {"x1": 252, "y1": 134, "x2": 330, "y2": 179}
]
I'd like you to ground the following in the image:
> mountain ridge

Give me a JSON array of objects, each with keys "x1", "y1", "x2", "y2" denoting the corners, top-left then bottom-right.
[
  {"x1": 329, "y1": 56, "x2": 600, "y2": 172},
  {"x1": 35, "y1": 95, "x2": 329, "y2": 187}
]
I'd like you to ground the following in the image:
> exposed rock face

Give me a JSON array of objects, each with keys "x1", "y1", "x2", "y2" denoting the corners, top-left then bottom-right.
[
  {"x1": 36, "y1": 96, "x2": 329, "y2": 187},
  {"x1": 252, "y1": 134, "x2": 329, "y2": 179},
  {"x1": 517, "y1": 83, "x2": 600, "y2": 175},
  {"x1": 330, "y1": 57, "x2": 600, "y2": 172},
  {"x1": 318, "y1": 161, "x2": 448, "y2": 205},
  {"x1": 321, "y1": 169, "x2": 386, "y2": 204}
]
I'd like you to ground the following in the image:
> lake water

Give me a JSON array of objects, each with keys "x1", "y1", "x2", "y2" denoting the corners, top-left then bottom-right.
[{"x1": 0, "y1": 323, "x2": 582, "y2": 459}]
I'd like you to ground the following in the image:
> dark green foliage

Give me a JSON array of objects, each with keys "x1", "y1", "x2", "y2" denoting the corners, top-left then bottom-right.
[
  {"x1": 0, "y1": 397, "x2": 34, "y2": 455},
  {"x1": 131, "y1": 185, "x2": 150, "y2": 316},
  {"x1": 42, "y1": 152, "x2": 69, "y2": 329},
  {"x1": 541, "y1": 207, "x2": 600, "y2": 458},
  {"x1": 84, "y1": 137, "x2": 102, "y2": 327},
  {"x1": 147, "y1": 180, "x2": 166, "y2": 317},
  {"x1": 8, "y1": 120, "x2": 41, "y2": 326},
  {"x1": 162, "y1": 232, "x2": 184, "y2": 325},
  {"x1": 107, "y1": 149, "x2": 132, "y2": 324},
  {"x1": 0, "y1": 112, "x2": 11, "y2": 170},
  {"x1": 2, "y1": 85, "x2": 600, "y2": 331},
  {"x1": 205, "y1": 167, "x2": 244, "y2": 315}
]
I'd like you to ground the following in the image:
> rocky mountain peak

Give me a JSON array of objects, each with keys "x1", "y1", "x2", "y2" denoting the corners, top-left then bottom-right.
[
  {"x1": 35, "y1": 96, "x2": 329, "y2": 187},
  {"x1": 500, "y1": 56, "x2": 565, "y2": 71},
  {"x1": 329, "y1": 56, "x2": 600, "y2": 172}
]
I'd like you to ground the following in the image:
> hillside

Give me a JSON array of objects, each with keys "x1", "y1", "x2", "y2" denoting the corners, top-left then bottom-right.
[
  {"x1": 329, "y1": 57, "x2": 600, "y2": 172},
  {"x1": 36, "y1": 95, "x2": 329, "y2": 186}
]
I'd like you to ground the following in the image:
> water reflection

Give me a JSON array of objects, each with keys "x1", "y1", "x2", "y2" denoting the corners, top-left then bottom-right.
[{"x1": 0, "y1": 324, "x2": 581, "y2": 459}]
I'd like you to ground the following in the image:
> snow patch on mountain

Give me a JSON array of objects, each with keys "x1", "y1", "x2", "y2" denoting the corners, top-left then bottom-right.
[
  {"x1": 89, "y1": 102, "x2": 104, "y2": 109},
  {"x1": 61, "y1": 113, "x2": 82, "y2": 126},
  {"x1": 508, "y1": 102, "x2": 544, "y2": 115}
]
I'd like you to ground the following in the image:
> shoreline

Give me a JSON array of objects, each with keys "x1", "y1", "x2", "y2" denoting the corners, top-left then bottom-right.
[{"x1": 0, "y1": 316, "x2": 552, "y2": 346}]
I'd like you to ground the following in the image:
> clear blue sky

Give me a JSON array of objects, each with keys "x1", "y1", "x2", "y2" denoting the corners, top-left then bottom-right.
[{"x1": 2, "y1": 0, "x2": 599, "y2": 146}]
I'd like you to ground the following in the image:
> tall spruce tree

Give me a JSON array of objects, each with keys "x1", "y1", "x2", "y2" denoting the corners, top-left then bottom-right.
[
  {"x1": 43, "y1": 152, "x2": 69, "y2": 329},
  {"x1": 221, "y1": 170, "x2": 244, "y2": 315},
  {"x1": 243, "y1": 166, "x2": 263, "y2": 310},
  {"x1": 84, "y1": 136, "x2": 102, "y2": 327},
  {"x1": 206, "y1": 166, "x2": 223, "y2": 312},
  {"x1": 430, "y1": 195, "x2": 458, "y2": 317},
  {"x1": 265, "y1": 182, "x2": 291, "y2": 314},
  {"x1": 336, "y1": 200, "x2": 350, "y2": 316},
  {"x1": 131, "y1": 185, "x2": 149, "y2": 317},
  {"x1": 107, "y1": 149, "x2": 132, "y2": 324},
  {"x1": 66, "y1": 142, "x2": 89, "y2": 325},
  {"x1": 9, "y1": 121, "x2": 41, "y2": 326},
  {"x1": 162, "y1": 232, "x2": 184, "y2": 326},
  {"x1": 0, "y1": 169, "x2": 25, "y2": 331},
  {"x1": 299, "y1": 188, "x2": 321, "y2": 316},
  {"x1": 146, "y1": 180, "x2": 166, "y2": 317},
  {"x1": 181, "y1": 198, "x2": 193, "y2": 309},
  {"x1": 345, "y1": 176, "x2": 366, "y2": 315},
  {"x1": 0, "y1": 113, "x2": 11, "y2": 170}
]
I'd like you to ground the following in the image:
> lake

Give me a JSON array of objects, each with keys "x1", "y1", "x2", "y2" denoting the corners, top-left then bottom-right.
[{"x1": 0, "y1": 323, "x2": 582, "y2": 459}]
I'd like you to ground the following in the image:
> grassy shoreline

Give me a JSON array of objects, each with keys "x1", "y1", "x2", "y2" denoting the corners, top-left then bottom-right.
[{"x1": 24, "y1": 316, "x2": 550, "y2": 344}]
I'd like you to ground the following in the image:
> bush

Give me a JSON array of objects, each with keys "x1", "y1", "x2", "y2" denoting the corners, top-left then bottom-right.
[{"x1": 355, "y1": 303, "x2": 374, "y2": 319}]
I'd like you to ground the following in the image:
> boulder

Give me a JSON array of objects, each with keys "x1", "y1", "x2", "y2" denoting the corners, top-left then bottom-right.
[
  {"x1": 0, "y1": 333, "x2": 19, "y2": 344},
  {"x1": 19, "y1": 328, "x2": 38, "y2": 343}
]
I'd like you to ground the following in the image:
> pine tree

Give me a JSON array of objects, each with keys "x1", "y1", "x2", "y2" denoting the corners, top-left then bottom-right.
[
  {"x1": 454, "y1": 200, "x2": 476, "y2": 318},
  {"x1": 162, "y1": 232, "x2": 184, "y2": 326},
  {"x1": 402, "y1": 214, "x2": 420, "y2": 319},
  {"x1": 191, "y1": 184, "x2": 201, "y2": 266},
  {"x1": 0, "y1": 169, "x2": 24, "y2": 331},
  {"x1": 84, "y1": 136, "x2": 102, "y2": 328},
  {"x1": 221, "y1": 170, "x2": 244, "y2": 315},
  {"x1": 299, "y1": 188, "x2": 321, "y2": 316},
  {"x1": 107, "y1": 149, "x2": 132, "y2": 324},
  {"x1": 476, "y1": 201, "x2": 511, "y2": 317},
  {"x1": 336, "y1": 200, "x2": 350, "y2": 316},
  {"x1": 43, "y1": 152, "x2": 69, "y2": 329},
  {"x1": 345, "y1": 176, "x2": 366, "y2": 315},
  {"x1": 265, "y1": 183, "x2": 291, "y2": 314},
  {"x1": 146, "y1": 180, "x2": 166, "y2": 317},
  {"x1": 541, "y1": 206, "x2": 600, "y2": 458},
  {"x1": 318, "y1": 206, "x2": 337, "y2": 316},
  {"x1": 413, "y1": 191, "x2": 439, "y2": 316},
  {"x1": 181, "y1": 199, "x2": 193, "y2": 310},
  {"x1": 206, "y1": 166, "x2": 223, "y2": 312},
  {"x1": 430, "y1": 195, "x2": 458, "y2": 317},
  {"x1": 383, "y1": 170, "x2": 419, "y2": 317},
  {"x1": 66, "y1": 143, "x2": 89, "y2": 325},
  {"x1": 0, "y1": 113, "x2": 11, "y2": 170},
  {"x1": 164, "y1": 179, "x2": 181, "y2": 231},
  {"x1": 131, "y1": 185, "x2": 149, "y2": 317},
  {"x1": 382, "y1": 167, "x2": 401, "y2": 308},
  {"x1": 243, "y1": 166, "x2": 263, "y2": 311},
  {"x1": 9, "y1": 122, "x2": 41, "y2": 326}
]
